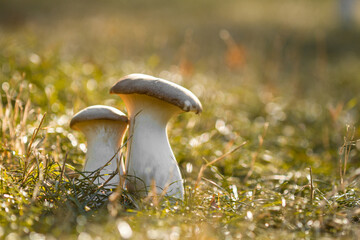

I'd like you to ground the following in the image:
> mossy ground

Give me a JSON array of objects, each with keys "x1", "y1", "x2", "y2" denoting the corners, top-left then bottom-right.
[{"x1": 1, "y1": 0, "x2": 360, "y2": 239}]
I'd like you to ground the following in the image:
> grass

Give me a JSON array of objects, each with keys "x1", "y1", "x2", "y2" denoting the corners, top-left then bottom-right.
[{"x1": 1, "y1": 0, "x2": 360, "y2": 239}]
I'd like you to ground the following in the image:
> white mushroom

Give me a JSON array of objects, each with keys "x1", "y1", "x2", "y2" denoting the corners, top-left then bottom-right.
[
  {"x1": 110, "y1": 74, "x2": 202, "y2": 199},
  {"x1": 70, "y1": 105, "x2": 128, "y2": 187}
]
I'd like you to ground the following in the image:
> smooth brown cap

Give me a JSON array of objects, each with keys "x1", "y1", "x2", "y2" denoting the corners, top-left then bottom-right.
[
  {"x1": 70, "y1": 105, "x2": 128, "y2": 130},
  {"x1": 110, "y1": 74, "x2": 202, "y2": 114}
]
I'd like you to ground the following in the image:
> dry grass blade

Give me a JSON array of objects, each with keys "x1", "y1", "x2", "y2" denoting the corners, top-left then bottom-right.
[
  {"x1": 339, "y1": 125, "x2": 355, "y2": 192},
  {"x1": 22, "y1": 112, "x2": 47, "y2": 184},
  {"x1": 13, "y1": 84, "x2": 23, "y2": 121},
  {"x1": 245, "y1": 122, "x2": 269, "y2": 182},
  {"x1": 309, "y1": 167, "x2": 314, "y2": 205},
  {"x1": 96, "y1": 171, "x2": 118, "y2": 190},
  {"x1": 87, "y1": 136, "x2": 131, "y2": 185},
  {"x1": 154, "y1": 170, "x2": 177, "y2": 205},
  {"x1": 195, "y1": 141, "x2": 247, "y2": 190},
  {"x1": 205, "y1": 142, "x2": 247, "y2": 167},
  {"x1": 145, "y1": 179, "x2": 159, "y2": 207},
  {"x1": 0, "y1": 92, "x2": 3, "y2": 119},
  {"x1": 26, "y1": 112, "x2": 47, "y2": 158},
  {"x1": 343, "y1": 125, "x2": 355, "y2": 178},
  {"x1": 108, "y1": 184, "x2": 123, "y2": 203},
  {"x1": 125, "y1": 110, "x2": 141, "y2": 175},
  {"x1": 32, "y1": 157, "x2": 44, "y2": 202},
  {"x1": 21, "y1": 99, "x2": 31, "y2": 128},
  {"x1": 4, "y1": 89, "x2": 15, "y2": 146},
  {"x1": 58, "y1": 153, "x2": 68, "y2": 191}
]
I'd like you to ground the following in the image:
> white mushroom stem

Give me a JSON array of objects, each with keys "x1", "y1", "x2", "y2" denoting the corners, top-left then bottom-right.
[
  {"x1": 78, "y1": 121, "x2": 127, "y2": 187},
  {"x1": 121, "y1": 94, "x2": 184, "y2": 199}
]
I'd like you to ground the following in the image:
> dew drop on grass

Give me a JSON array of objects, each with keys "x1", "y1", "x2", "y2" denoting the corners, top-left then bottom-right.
[
  {"x1": 2, "y1": 82, "x2": 9, "y2": 91},
  {"x1": 5, "y1": 232, "x2": 19, "y2": 240},
  {"x1": 246, "y1": 191, "x2": 253, "y2": 198},
  {"x1": 230, "y1": 185, "x2": 238, "y2": 200},
  {"x1": 86, "y1": 79, "x2": 97, "y2": 91},
  {"x1": 51, "y1": 103, "x2": 60, "y2": 113},
  {"x1": 356, "y1": 140, "x2": 360, "y2": 150},
  {"x1": 215, "y1": 150, "x2": 223, "y2": 156},
  {"x1": 55, "y1": 127, "x2": 64, "y2": 133},
  {"x1": 215, "y1": 119, "x2": 231, "y2": 135},
  {"x1": 78, "y1": 232, "x2": 92, "y2": 240},
  {"x1": 45, "y1": 85, "x2": 54, "y2": 97},
  {"x1": 199, "y1": 133, "x2": 210, "y2": 143},
  {"x1": 117, "y1": 221, "x2": 133, "y2": 239},
  {"x1": 10, "y1": 223, "x2": 18, "y2": 230},
  {"x1": 189, "y1": 138, "x2": 199, "y2": 147},
  {"x1": 262, "y1": 153, "x2": 273, "y2": 161},
  {"x1": 170, "y1": 227, "x2": 180, "y2": 240},
  {"x1": 170, "y1": 231, "x2": 180, "y2": 240},
  {"x1": 77, "y1": 216, "x2": 87, "y2": 226},
  {"x1": 29, "y1": 53, "x2": 41, "y2": 65},
  {"x1": 29, "y1": 232, "x2": 46, "y2": 240},
  {"x1": 82, "y1": 63, "x2": 95, "y2": 75},
  {"x1": 79, "y1": 143, "x2": 87, "y2": 153},
  {"x1": 67, "y1": 133, "x2": 78, "y2": 146},
  {"x1": 147, "y1": 229, "x2": 159, "y2": 239},
  {"x1": 246, "y1": 211, "x2": 253, "y2": 221},
  {"x1": 283, "y1": 125, "x2": 295, "y2": 136},
  {"x1": 186, "y1": 163, "x2": 193, "y2": 173}
]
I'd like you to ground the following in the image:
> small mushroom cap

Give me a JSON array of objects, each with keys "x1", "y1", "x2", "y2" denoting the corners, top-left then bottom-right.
[
  {"x1": 110, "y1": 74, "x2": 203, "y2": 114},
  {"x1": 70, "y1": 105, "x2": 128, "y2": 130}
]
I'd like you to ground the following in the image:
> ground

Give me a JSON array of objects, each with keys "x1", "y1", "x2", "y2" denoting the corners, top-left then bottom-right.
[{"x1": 1, "y1": 0, "x2": 360, "y2": 239}]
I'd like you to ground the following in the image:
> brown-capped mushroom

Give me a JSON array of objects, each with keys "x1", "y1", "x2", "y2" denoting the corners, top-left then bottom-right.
[
  {"x1": 70, "y1": 105, "x2": 128, "y2": 187},
  {"x1": 110, "y1": 74, "x2": 202, "y2": 199}
]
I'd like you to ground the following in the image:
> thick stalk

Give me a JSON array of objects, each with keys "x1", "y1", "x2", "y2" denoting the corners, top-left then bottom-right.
[
  {"x1": 81, "y1": 122, "x2": 126, "y2": 187},
  {"x1": 122, "y1": 94, "x2": 184, "y2": 199}
]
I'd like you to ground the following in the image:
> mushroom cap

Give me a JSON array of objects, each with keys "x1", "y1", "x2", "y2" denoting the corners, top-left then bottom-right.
[
  {"x1": 110, "y1": 74, "x2": 203, "y2": 114},
  {"x1": 70, "y1": 105, "x2": 128, "y2": 130}
]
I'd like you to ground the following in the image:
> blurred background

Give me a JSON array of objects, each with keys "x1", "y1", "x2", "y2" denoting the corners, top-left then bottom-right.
[
  {"x1": 1, "y1": 0, "x2": 360, "y2": 101},
  {"x1": 1, "y1": 0, "x2": 360, "y2": 176}
]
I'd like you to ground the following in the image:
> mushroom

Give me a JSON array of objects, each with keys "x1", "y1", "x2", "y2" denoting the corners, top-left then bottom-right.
[
  {"x1": 70, "y1": 105, "x2": 128, "y2": 187},
  {"x1": 110, "y1": 73, "x2": 202, "y2": 199}
]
